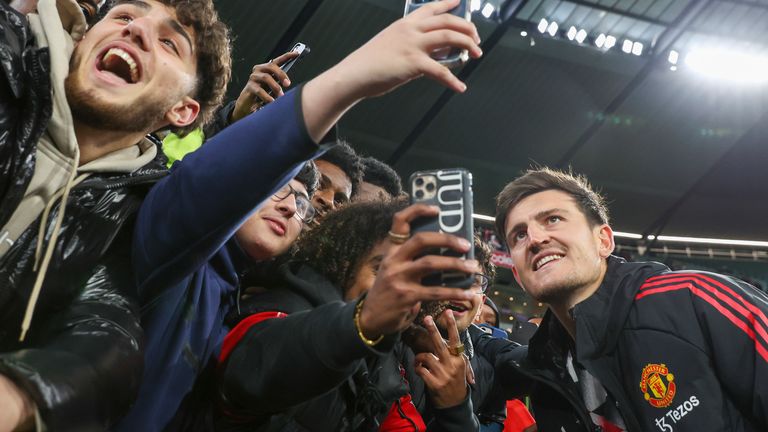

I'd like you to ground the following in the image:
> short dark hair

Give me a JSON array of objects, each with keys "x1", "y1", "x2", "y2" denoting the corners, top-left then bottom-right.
[
  {"x1": 360, "y1": 156, "x2": 403, "y2": 197},
  {"x1": 293, "y1": 199, "x2": 407, "y2": 295},
  {"x1": 295, "y1": 161, "x2": 320, "y2": 198},
  {"x1": 495, "y1": 167, "x2": 609, "y2": 247},
  {"x1": 318, "y1": 140, "x2": 363, "y2": 197},
  {"x1": 114, "y1": 0, "x2": 232, "y2": 136}
]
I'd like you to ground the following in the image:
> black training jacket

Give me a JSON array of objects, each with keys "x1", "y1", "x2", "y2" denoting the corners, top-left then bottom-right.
[{"x1": 478, "y1": 255, "x2": 768, "y2": 432}]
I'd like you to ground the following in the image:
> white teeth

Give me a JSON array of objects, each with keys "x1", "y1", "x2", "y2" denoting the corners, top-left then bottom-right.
[
  {"x1": 103, "y1": 48, "x2": 139, "y2": 82},
  {"x1": 535, "y1": 254, "x2": 563, "y2": 270}
]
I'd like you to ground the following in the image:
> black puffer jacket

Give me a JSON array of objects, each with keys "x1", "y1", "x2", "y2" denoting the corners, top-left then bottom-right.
[
  {"x1": 0, "y1": 4, "x2": 167, "y2": 430},
  {"x1": 0, "y1": 3, "x2": 50, "y2": 228},
  {"x1": 0, "y1": 152, "x2": 168, "y2": 431}
]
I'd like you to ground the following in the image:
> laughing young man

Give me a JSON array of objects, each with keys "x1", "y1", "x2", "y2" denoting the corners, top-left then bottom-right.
[
  {"x1": 0, "y1": 0, "x2": 229, "y2": 430},
  {"x1": 480, "y1": 167, "x2": 768, "y2": 432}
]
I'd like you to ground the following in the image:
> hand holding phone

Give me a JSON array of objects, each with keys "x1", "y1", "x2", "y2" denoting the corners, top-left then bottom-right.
[
  {"x1": 410, "y1": 168, "x2": 475, "y2": 289},
  {"x1": 231, "y1": 43, "x2": 310, "y2": 122},
  {"x1": 404, "y1": 0, "x2": 472, "y2": 68},
  {"x1": 356, "y1": 204, "x2": 476, "y2": 339}
]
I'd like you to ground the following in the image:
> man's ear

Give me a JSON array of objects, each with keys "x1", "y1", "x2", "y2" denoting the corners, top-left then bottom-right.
[
  {"x1": 596, "y1": 224, "x2": 615, "y2": 258},
  {"x1": 511, "y1": 265, "x2": 523, "y2": 288},
  {"x1": 165, "y1": 96, "x2": 200, "y2": 128}
]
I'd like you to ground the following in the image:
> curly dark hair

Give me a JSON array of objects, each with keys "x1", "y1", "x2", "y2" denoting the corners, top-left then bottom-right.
[
  {"x1": 293, "y1": 199, "x2": 407, "y2": 294},
  {"x1": 360, "y1": 156, "x2": 403, "y2": 198},
  {"x1": 112, "y1": 0, "x2": 232, "y2": 136},
  {"x1": 318, "y1": 140, "x2": 364, "y2": 197},
  {"x1": 473, "y1": 233, "x2": 496, "y2": 284},
  {"x1": 293, "y1": 200, "x2": 496, "y2": 297},
  {"x1": 295, "y1": 161, "x2": 320, "y2": 198}
]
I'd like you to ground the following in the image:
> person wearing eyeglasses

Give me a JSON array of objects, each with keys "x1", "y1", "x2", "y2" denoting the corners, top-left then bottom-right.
[
  {"x1": 215, "y1": 200, "x2": 486, "y2": 431},
  {"x1": 117, "y1": 163, "x2": 320, "y2": 431}
]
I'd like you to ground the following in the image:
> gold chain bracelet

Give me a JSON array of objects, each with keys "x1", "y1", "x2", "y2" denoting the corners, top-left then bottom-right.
[{"x1": 354, "y1": 297, "x2": 384, "y2": 346}]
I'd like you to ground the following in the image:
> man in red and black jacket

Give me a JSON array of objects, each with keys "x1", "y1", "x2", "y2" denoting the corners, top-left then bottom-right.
[{"x1": 478, "y1": 167, "x2": 768, "y2": 432}]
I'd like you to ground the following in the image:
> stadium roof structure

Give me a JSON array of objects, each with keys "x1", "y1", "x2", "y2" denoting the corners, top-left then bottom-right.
[{"x1": 215, "y1": 0, "x2": 768, "y2": 244}]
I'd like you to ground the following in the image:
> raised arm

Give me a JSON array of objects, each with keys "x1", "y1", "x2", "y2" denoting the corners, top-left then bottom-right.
[{"x1": 133, "y1": 88, "x2": 323, "y2": 297}]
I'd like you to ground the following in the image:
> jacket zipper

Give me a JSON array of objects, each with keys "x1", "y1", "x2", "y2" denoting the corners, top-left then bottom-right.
[{"x1": 515, "y1": 364, "x2": 599, "y2": 431}]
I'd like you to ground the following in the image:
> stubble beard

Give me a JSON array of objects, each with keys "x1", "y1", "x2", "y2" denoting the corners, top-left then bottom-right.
[
  {"x1": 64, "y1": 50, "x2": 177, "y2": 135},
  {"x1": 526, "y1": 269, "x2": 596, "y2": 307}
]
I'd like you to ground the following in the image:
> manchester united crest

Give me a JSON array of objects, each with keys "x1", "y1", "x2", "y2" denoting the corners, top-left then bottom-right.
[{"x1": 639, "y1": 363, "x2": 676, "y2": 408}]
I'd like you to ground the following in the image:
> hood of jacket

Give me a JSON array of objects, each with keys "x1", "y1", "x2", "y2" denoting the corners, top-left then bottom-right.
[{"x1": 232, "y1": 261, "x2": 345, "y2": 324}]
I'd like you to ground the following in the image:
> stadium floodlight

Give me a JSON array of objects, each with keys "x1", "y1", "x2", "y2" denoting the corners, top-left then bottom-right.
[
  {"x1": 622, "y1": 39, "x2": 633, "y2": 53},
  {"x1": 537, "y1": 18, "x2": 548, "y2": 33},
  {"x1": 604, "y1": 35, "x2": 616, "y2": 49},
  {"x1": 567, "y1": 26, "x2": 577, "y2": 40},
  {"x1": 595, "y1": 33, "x2": 606, "y2": 48},
  {"x1": 470, "y1": 0, "x2": 482, "y2": 12},
  {"x1": 481, "y1": 3, "x2": 495, "y2": 18},
  {"x1": 547, "y1": 21, "x2": 558, "y2": 37},
  {"x1": 632, "y1": 41, "x2": 643, "y2": 56},
  {"x1": 575, "y1": 29, "x2": 588, "y2": 43},
  {"x1": 685, "y1": 48, "x2": 768, "y2": 84},
  {"x1": 668, "y1": 50, "x2": 679, "y2": 64}
]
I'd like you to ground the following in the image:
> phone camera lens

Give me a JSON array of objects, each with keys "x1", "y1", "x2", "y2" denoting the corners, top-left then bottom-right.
[
  {"x1": 426, "y1": 183, "x2": 435, "y2": 192},
  {"x1": 415, "y1": 190, "x2": 424, "y2": 199},
  {"x1": 415, "y1": 178, "x2": 424, "y2": 186}
]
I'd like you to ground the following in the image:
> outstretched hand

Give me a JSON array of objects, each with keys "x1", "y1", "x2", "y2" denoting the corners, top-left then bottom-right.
[
  {"x1": 338, "y1": 0, "x2": 482, "y2": 97},
  {"x1": 414, "y1": 311, "x2": 471, "y2": 409},
  {"x1": 302, "y1": 0, "x2": 482, "y2": 142},
  {"x1": 231, "y1": 50, "x2": 300, "y2": 123},
  {"x1": 357, "y1": 204, "x2": 477, "y2": 340}
]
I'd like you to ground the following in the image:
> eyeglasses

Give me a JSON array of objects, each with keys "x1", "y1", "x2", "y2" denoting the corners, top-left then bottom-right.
[
  {"x1": 272, "y1": 183, "x2": 315, "y2": 224},
  {"x1": 473, "y1": 273, "x2": 491, "y2": 294}
]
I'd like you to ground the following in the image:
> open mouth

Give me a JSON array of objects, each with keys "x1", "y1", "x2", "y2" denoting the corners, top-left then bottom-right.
[
  {"x1": 97, "y1": 47, "x2": 139, "y2": 84},
  {"x1": 534, "y1": 254, "x2": 563, "y2": 271}
]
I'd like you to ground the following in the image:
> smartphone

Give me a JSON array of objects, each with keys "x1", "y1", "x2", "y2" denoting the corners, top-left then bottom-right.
[
  {"x1": 403, "y1": 0, "x2": 471, "y2": 68},
  {"x1": 410, "y1": 168, "x2": 475, "y2": 288},
  {"x1": 279, "y1": 42, "x2": 310, "y2": 73},
  {"x1": 477, "y1": 324, "x2": 509, "y2": 340}
]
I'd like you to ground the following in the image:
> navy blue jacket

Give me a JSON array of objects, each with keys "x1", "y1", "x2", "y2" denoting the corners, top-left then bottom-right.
[{"x1": 115, "y1": 88, "x2": 326, "y2": 432}]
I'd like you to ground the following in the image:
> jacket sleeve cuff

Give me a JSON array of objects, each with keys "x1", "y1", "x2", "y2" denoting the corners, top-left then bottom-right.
[
  {"x1": 319, "y1": 300, "x2": 397, "y2": 370},
  {"x1": 428, "y1": 388, "x2": 480, "y2": 432}
]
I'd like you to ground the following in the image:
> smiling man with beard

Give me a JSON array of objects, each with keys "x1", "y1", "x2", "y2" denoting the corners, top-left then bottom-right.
[
  {"x1": 476, "y1": 167, "x2": 768, "y2": 432},
  {"x1": 0, "y1": 0, "x2": 229, "y2": 430}
]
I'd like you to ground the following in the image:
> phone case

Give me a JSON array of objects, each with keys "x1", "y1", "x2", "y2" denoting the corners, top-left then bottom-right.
[
  {"x1": 403, "y1": 0, "x2": 471, "y2": 68},
  {"x1": 280, "y1": 43, "x2": 309, "y2": 73},
  {"x1": 409, "y1": 168, "x2": 474, "y2": 288}
]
